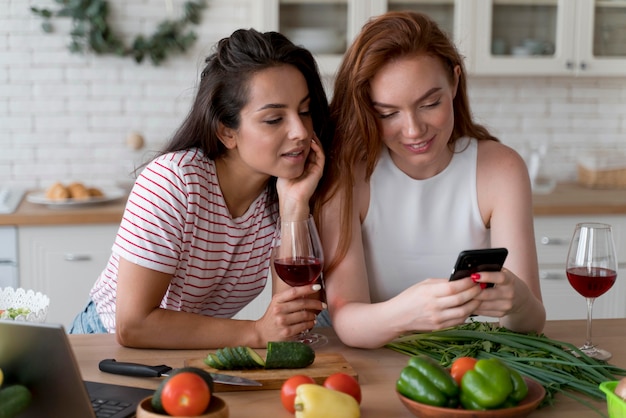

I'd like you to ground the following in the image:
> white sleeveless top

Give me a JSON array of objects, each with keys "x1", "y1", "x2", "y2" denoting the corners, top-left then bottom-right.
[{"x1": 362, "y1": 137, "x2": 490, "y2": 302}]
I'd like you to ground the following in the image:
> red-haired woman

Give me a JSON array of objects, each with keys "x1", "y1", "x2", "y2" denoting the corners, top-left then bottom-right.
[{"x1": 314, "y1": 11, "x2": 545, "y2": 348}]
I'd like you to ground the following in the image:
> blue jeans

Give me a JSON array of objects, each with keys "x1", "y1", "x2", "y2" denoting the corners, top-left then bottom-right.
[
  {"x1": 69, "y1": 299, "x2": 108, "y2": 334},
  {"x1": 314, "y1": 309, "x2": 332, "y2": 328}
]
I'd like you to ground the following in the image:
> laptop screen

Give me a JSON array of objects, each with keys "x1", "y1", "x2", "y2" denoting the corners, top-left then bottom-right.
[{"x1": 0, "y1": 320, "x2": 151, "y2": 418}]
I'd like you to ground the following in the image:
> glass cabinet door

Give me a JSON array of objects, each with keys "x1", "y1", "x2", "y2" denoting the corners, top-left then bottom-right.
[
  {"x1": 254, "y1": 0, "x2": 378, "y2": 75},
  {"x1": 387, "y1": 0, "x2": 456, "y2": 36},
  {"x1": 279, "y1": 1, "x2": 349, "y2": 56},
  {"x1": 578, "y1": 0, "x2": 626, "y2": 75},
  {"x1": 384, "y1": 0, "x2": 471, "y2": 65},
  {"x1": 471, "y1": 0, "x2": 626, "y2": 76},
  {"x1": 472, "y1": 0, "x2": 574, "y2": 75}
]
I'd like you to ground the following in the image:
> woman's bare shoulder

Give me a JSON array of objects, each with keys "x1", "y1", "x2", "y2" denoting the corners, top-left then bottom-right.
[{"x1": 477, "y1": 139, "x2": 527, "y2": 174}]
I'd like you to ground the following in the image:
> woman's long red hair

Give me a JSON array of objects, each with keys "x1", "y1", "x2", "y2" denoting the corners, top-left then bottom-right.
[{"x1": 313, "y1": 11, "x2": 498, "y2": 275}]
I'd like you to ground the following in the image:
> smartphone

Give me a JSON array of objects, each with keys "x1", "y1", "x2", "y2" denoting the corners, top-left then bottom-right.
[{"x1": 449, "y1": 248, "x2": 508, "y2": 288}]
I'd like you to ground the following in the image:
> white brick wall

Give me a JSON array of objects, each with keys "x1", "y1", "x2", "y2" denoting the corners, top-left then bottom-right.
[{"x1": 2, "y1": 0, "x2": 625, "y2": 190}]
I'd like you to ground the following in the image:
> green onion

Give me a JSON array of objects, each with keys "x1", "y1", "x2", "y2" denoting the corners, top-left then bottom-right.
[{"x1": 385, "y1": 321, "x2": 626, "y2": 415}]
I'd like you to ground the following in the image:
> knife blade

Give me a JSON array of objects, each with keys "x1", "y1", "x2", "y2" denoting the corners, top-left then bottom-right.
[{"x1": 98, "y1": 359, "x2": 262, "y2": 387}]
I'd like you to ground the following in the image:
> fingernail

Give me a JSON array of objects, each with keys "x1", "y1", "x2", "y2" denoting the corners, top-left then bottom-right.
[
  {"x1": 480, "y1": 283, "x2": 488, "y2": 289},
  {"x1": 312, "y1": 284, "x2": 322, "y2": 291},
  {"x1": 471, "y1": 273, "x2": 481, "y2": 282},
  {"x1": 322, "y1": 302, "x2": 327, "y2": 309}
]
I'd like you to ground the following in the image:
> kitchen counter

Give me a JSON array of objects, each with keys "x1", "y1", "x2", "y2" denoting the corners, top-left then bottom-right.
[
  {"x1": 533, "y1": 182, "x2": 626, "y2": 216},
  {"x1": 0, "y1": 182, "x2": 625, "y2": 226},
  {"x1": 70, "y1": 319, "x2": 624, "y2": 417},
  {"x1": 0, "y1": 195, "x2": 127, "y2": 226}
]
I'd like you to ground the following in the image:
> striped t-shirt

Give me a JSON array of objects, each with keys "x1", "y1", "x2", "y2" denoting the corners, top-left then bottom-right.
[{"x1": 90, "y1": 148, "x2": 279, "y2": 332}]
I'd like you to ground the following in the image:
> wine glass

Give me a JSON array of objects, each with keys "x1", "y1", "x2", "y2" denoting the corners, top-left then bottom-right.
[
  {"x1": 566, "y1": 222, "x2": 618, "y2": 360},
  {"x1": 272, "y1": 215, "x2": 327, "y2": 347}
]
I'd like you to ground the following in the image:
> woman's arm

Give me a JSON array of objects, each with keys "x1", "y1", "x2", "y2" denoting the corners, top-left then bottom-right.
[
  {"x1": 115, "y1": 258, "x2": 324, "y2": 349},
  {"x1": 472, "y1": 141, "x2": 546, "y2": 333}
]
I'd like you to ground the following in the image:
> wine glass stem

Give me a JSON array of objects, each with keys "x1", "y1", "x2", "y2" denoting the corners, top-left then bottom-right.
[{"x1": 583, "y1": 297, "x2": 595, "y2": 350}]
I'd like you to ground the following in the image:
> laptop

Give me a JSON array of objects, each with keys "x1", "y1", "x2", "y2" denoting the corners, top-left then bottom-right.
[{"x1": 0, "y1": 320, "x2": 153, "y2": 418}]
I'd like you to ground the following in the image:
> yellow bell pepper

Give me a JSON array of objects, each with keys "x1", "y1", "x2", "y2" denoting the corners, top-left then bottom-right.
[{"x1": 294, "y1": 384, "x2": 360, "y2": 418}]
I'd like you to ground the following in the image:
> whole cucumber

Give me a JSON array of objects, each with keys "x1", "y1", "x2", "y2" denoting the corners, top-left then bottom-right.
[{"x1": 0, "y1": 385, "x2": 32, "y2": 418}]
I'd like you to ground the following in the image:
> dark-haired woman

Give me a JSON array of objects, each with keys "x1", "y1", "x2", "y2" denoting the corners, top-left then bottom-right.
[
  {"x1": 315, "y1": 11, "x2": 545, "y2": 348},
  {"x1": 70, "y1": 29, "x2": 330, "y2": 349}
]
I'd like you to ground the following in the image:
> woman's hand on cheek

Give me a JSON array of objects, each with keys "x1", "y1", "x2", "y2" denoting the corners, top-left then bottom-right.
[
  {"x1": 276, "y1": 136, "x2": 325, "y2": 217},
  {"x1": 255, "y1": 283, "x2": 326, "y2": 343}
]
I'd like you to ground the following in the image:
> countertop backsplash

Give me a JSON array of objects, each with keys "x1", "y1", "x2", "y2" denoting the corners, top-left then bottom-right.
[{"x1": 2, "y1": 0, "x2": 625, "y2": 190}]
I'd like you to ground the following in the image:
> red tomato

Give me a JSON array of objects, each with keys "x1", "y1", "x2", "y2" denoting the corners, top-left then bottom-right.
[
  {"x1": 280, "y1": 375, "x2": 316, "y2": 413},
  {"x1": 323, "y1": 373, "x2": 362, "y2": 404},
  {"x1": 450, "y1": 356, "x2": 478, "y2": 386},
  {"x1": 161, "y1": 372, "x2": 211, "y2": 417}
]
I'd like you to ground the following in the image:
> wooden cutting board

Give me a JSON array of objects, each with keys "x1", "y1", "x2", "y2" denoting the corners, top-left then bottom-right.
[{"x1": 185, "y1": 352, "x2": 357, "y2": 392}]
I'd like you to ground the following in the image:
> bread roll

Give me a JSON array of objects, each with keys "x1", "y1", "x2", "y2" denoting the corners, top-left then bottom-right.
[
  {"x1": 45, "y1": 182, "x2": 70, "y2": 201},
  {"x1": 88, "y1": 187, "x2": 104, "y2": 197},
  {"x1": 67, "y1": 182, "x2": 90, "y2": 200}
]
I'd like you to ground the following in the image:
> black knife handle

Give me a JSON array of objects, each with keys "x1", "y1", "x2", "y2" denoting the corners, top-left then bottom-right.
[{"x1": 98, "y1": 358, "x2": 172, "y2": 377}]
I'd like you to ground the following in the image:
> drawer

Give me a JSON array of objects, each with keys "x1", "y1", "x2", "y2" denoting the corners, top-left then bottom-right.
[{"x1": 534, "y1": 215, "x2": 626, "y2": 265}]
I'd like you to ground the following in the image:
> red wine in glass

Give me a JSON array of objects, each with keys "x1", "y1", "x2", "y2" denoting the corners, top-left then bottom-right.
[
  {"x1": 565, "y1": 222, "x2": 618, "y2": 361},
  {"x1": 272, "y1": 216, "x2": 327, "y2": 347},
  {"x1": 274, "y1": 256, "x2": 322, "y2": 287},
  {"x1": 566, "y1": 267, "x2": 617, "y2": 298}
]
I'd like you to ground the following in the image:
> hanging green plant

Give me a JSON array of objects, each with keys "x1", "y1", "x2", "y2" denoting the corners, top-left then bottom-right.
[{"x1": 31, "y1": 0, "x2": 207, "y2": 66}]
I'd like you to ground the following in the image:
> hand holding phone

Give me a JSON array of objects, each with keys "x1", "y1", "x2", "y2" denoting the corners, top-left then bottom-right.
[{"x1": 449, "y1": 248, "x2": 508, "y2": 288}]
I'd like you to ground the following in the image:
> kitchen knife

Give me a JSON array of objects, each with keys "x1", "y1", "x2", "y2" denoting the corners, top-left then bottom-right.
[{"x1": 98, "y1": 358, "x2": 262, "y2": 387}]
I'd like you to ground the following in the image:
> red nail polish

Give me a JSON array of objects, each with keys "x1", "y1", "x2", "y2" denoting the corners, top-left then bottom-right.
[
  {"x1": 480, "y1": 283, "x2": 488, "y2": 289},
  {"x1": 471, "y1": 273, "x2": 481, "y2": 282}
]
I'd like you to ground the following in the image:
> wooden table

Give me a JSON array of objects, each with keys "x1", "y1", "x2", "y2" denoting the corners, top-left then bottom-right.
[{"x1": 70, "y1": 319, "x2": 625, "y2": 417}]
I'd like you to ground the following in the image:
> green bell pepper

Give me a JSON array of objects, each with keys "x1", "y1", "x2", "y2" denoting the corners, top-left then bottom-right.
[
  {"x1": 507, "y1": 366, "x2": 529, "y2": 403},
  {"x1": 460, "y1": 358, "x2": 524, "y2": 410},
  {"x1": 396, "y1": 355, "x2": 459, "y2": 407}
]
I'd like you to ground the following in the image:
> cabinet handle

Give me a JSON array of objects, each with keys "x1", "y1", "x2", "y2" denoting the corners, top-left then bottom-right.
[
  {"x1": 64, "y1": 254, "x2": 92, "y2": 262},
  {"x1": 580, "y1": 61, "x2": 587, "y2": 70},
  {"x1": 566, "y1": 60, "x2": 574, "y2": 69},
  {"x1": 0, "y1": 259, "x2": 17, "y2": 266},
  {"x1": 540, "y1": 236, "x2": 567, "y2": 245}
]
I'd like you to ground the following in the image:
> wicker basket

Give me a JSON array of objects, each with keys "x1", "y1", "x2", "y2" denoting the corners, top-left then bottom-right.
[{"x1": 577, "y1": 151, "x2": 626, "y2": 189}]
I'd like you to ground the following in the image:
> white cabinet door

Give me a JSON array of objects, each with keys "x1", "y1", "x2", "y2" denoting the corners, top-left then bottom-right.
[
  {"x1": 575, "y1": 0, "x2": 626, "y2": 76},
  {"x1": 18, "y1": 224, "x2": 118, "y2": 329},
  {"x1": 470, "y1": 0, "x2": 626, "y2": 76},
  {"x1": 254, "y1": 0, "x2": 466, "y2": 76},
  {"x1": 534, "y1": 215, "x2": 626, "y2": 320}
]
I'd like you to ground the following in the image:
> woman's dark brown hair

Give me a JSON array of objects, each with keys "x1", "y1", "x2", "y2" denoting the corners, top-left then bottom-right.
[{"x1": 314, "y1": 11, "x2": 498, "y2": 274}]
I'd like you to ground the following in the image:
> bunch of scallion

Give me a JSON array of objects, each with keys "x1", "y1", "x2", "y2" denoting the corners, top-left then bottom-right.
[{"x1": 385, "y1": 321, "x2": 626, "y2": 415}]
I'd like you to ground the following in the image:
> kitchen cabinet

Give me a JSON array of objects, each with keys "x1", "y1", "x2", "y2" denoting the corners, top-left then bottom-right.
[
  {"x1": 534, "y1": 215, "x2": 626, "y2": 320},
  {"x1": 252, "y1": 0, "x2": 471, "y2": 76},
  {"x1": 253, "y1": 0, "x2": 626, "y2": 77},
  {"x1": 471, "y1": 0, "x2": 626, "y2": 76},
  {"x1": 18, "y1": 224, "x2": 118, "y2": 329}
]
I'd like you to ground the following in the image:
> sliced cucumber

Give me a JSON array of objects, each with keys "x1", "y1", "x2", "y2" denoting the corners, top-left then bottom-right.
[
  {"x1": 225, "y1": 347, "x2": 247, "y2": 369},
  {"x1": 264, "y1": 341, "x2": 315, "y2": 369},
  {"x1": 238, "y1": 346, "x2": 265, "y2": 369},
  {"x1": 204, "y1": 341, "x2": 314, "y2": 371},
  {"x1": 204, "y1": 353, "x2": 225, "y2": 370},
  {"x1": 215, "y1": 348, "x2": 235, "y2": 370}
]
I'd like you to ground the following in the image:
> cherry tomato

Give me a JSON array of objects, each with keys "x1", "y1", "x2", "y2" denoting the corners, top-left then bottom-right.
[
  {"x1": 323, "y1": 373, "x2": 362, "y2": 404},
  {"x1": 450, "y1": 356, "x2": 478, "y2": 386},
  {"x1": 161, "y1": 372, "x2": 211, "y2": 417},
  {"x1": 280, "y1": 375, "x2": 316, "y2": 413}
]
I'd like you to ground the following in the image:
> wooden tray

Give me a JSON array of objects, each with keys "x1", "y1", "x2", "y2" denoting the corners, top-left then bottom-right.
[{"x1": 185, "y1": 352, "x2": 357, "y2": 392}]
